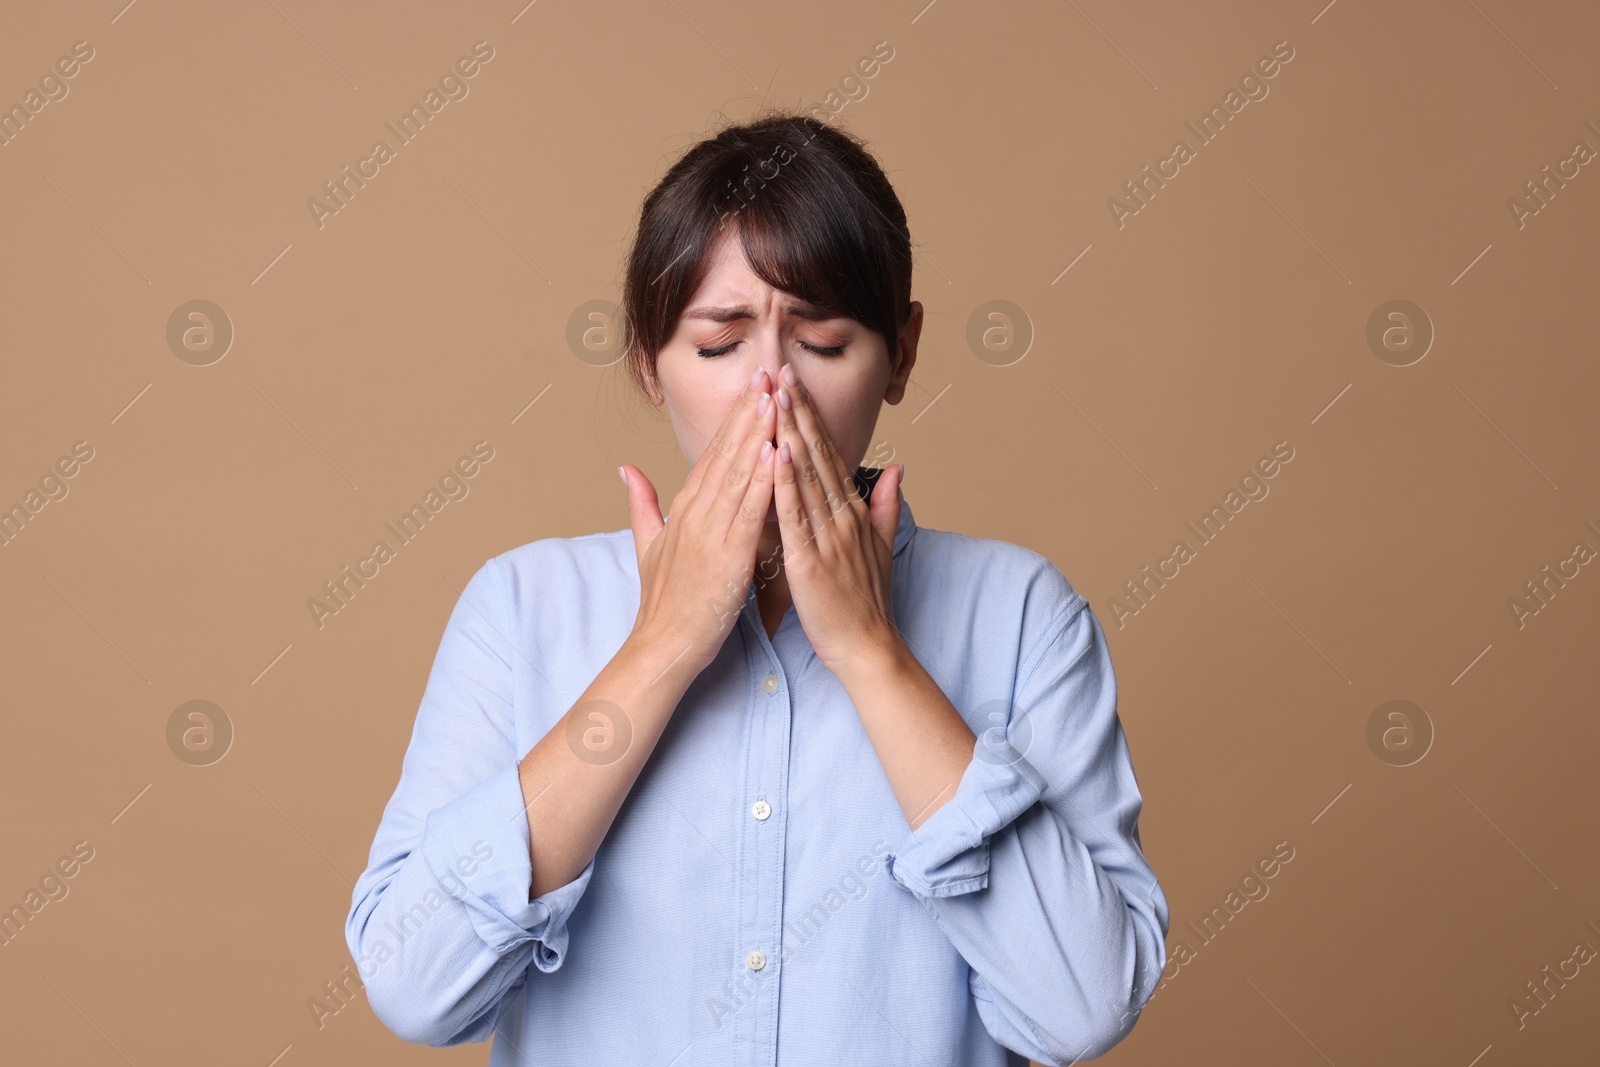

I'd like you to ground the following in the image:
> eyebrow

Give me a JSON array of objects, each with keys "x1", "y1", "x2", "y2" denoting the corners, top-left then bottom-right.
[{"x1": 682, "y1": 301, "x2": 842, "y2": 323}]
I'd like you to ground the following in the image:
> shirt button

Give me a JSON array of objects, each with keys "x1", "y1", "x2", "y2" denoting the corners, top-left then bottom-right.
[
  {"x1": 747, "y1": 950, "x2": 767, "y2": 971},
  {"x1": 752, "y1": 800, "x2": 771, "y2": 821},
  {"x1": 762, "y1": 674, "x2": 779, "y2": 694}
]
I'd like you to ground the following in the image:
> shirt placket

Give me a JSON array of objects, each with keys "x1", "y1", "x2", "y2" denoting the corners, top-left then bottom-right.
[{"x1": 731, "y1": 583, "x2": 792, "y2": 1067}]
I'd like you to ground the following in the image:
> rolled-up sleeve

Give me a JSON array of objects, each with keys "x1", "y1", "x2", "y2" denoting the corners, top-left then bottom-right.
[
  {"x1": 883, "y1": 581, "x2": 1169, "y2": 1064},
  {"x1": 345, "y1": 557, "x2": 597, "y2": 1047},
  {"x1": 883, "y1": 741, "x2": 1049, "y2": 898},
  {"x1": 420, "y1": 763, "x2": 595, "y2": 972}
]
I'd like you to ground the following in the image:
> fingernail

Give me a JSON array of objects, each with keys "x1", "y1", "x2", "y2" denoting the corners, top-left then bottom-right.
[
  {"x1": 777, "y1": 386, "x2": 791, "y2": 410},
  {"x1": 760, "y1": 439, "x2": 772, "y2": 460},
  {"x1": 779, "y1": 442, "x2": 791, "y2": 464},
  {"x1": 617, "y1": 465, "x2": 627, "y2": 486},
  {"x1": 758, "y1": 392, "x2": 769, "y2": 415},
  {"x1": 750, "y1": 367, "x2": 764, "y2": 389},
  {"x1": 781, "y1": 363, "x2": 797, "y2": 387}
]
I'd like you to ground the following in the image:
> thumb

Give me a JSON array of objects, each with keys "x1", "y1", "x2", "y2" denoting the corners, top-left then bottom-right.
[
  {"x1": 619, "y1": 464, "x2": 665, "y2": 562},
  {"x1": 870, "y1": 463, "x2": 903, "y2": 550}
]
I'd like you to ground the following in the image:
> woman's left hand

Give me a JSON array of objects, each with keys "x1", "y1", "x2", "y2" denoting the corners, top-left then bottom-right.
[{"x1": 769, "y1": 363, "x2": 906, "y2": 678}]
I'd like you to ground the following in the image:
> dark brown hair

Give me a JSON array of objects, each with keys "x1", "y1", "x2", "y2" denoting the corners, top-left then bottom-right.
[{"x1": 619, "y1": 110, "x2": 914, "y2": 401}]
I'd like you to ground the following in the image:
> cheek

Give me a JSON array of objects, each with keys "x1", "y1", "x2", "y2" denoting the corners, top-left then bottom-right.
[
  {"x1": 807, "y1": 392, "x2": 875, "y2": 460},
  {"x1": 660, "y1": 357, "x2": 748, "y2": 456}
]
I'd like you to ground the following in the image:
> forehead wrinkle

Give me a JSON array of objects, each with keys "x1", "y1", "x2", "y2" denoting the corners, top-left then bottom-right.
[{"x1": 682, "y1": 300, "x2": 840, "y2": 323}]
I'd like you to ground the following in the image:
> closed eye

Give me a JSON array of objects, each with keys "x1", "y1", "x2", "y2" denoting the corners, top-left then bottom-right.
[{"x1": 696, "y1": 340, "x2": 845, "y2": 358}]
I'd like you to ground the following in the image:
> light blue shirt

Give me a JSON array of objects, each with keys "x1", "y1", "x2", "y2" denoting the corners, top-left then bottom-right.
[{"x1": 346, "y1": 484, "x2": 1169, "y2": 1065}]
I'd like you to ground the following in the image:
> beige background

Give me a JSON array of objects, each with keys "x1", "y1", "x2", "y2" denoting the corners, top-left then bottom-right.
[{"x1": 2, "y1": 0, "x2": 1597, "y2": 1064}]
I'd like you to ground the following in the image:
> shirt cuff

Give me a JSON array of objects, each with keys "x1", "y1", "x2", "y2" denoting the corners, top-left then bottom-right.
[
  {"x1": 420, "y1": 763, "x2": 596, "y2": 973},
  {"x1": 884, "y1": 733, "x2": 1049, "y2": 898}
]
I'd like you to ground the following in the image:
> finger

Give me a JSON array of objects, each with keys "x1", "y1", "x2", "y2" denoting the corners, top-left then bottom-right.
[
  {"x1": 683, "y1": 368, "x2": 773, "y2": 503},
  {"x1": 772, "y1": 433, "x2": 815, "y2": 562},
  {"x1": 705, "y1": 387, "x2": 777, "y2": 538},
  {"x1": 781, "y1": 368, "x2": 857, "y2": 516},
  {"x1": 725, "y1": 430, "x2": 777, "y2": 560},
  {"x1": 619, "y1": 464, "x2": 664, "y2": 567},
  {"x1": 870, "y1": 461, "x2": 903, "y2": 553},
  {"x1": 774, "y1": 378, "x2": 846, "y2": 543}
]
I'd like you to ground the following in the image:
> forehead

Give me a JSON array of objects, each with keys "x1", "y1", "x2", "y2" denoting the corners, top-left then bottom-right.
[
  {"x1": 689, "y1": 233, "x2": 769, "y2": 298},
  {"x1": 681, "y1": 235, "x2": 840, "y2": 323}
]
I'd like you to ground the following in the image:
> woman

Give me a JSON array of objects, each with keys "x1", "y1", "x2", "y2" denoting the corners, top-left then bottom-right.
[{"x1": 346, "y1": 112, "x2": 1169, "y2": 1065}]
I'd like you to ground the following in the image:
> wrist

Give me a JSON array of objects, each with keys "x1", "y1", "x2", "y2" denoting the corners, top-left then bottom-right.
[
  {"x1": 623, "y1": 623, "x2": 708, "y2": 688},
  {"x1": 828, "y1": 626, "x2": 911, "y2": 687}
]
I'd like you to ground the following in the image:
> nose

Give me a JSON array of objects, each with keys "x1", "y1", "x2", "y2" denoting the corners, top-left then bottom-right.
[
  {"x1": 744, "y1": 326, "x2": 788, "y2": 394},
  {"x1": 752, "y1": 353, "x2": 787, "y2": 396}
]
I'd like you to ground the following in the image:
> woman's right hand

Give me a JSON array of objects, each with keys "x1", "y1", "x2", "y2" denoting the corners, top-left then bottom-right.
[{"x1": 620, "y1": 368, "x2": 778, "y2": 676}]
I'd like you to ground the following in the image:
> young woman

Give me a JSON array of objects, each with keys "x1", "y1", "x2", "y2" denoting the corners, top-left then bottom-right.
[{"x1": 346, "y1": 112, "x2": 1169, "y2": 1066}]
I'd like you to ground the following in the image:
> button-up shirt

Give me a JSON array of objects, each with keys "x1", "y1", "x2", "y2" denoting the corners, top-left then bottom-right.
[{"x1": 346, "y1": 477, "x2": 1170, "y2": 1065}]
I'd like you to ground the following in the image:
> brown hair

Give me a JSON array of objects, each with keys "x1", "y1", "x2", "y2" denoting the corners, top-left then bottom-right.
[{"x1": 619, "y1": 110, "x2": 914, "y2": 402}]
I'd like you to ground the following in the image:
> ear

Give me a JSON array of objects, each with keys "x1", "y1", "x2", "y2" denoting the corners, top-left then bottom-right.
[{"x1": 883, "y1": 301, "x2": 923, "y2": 406}]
